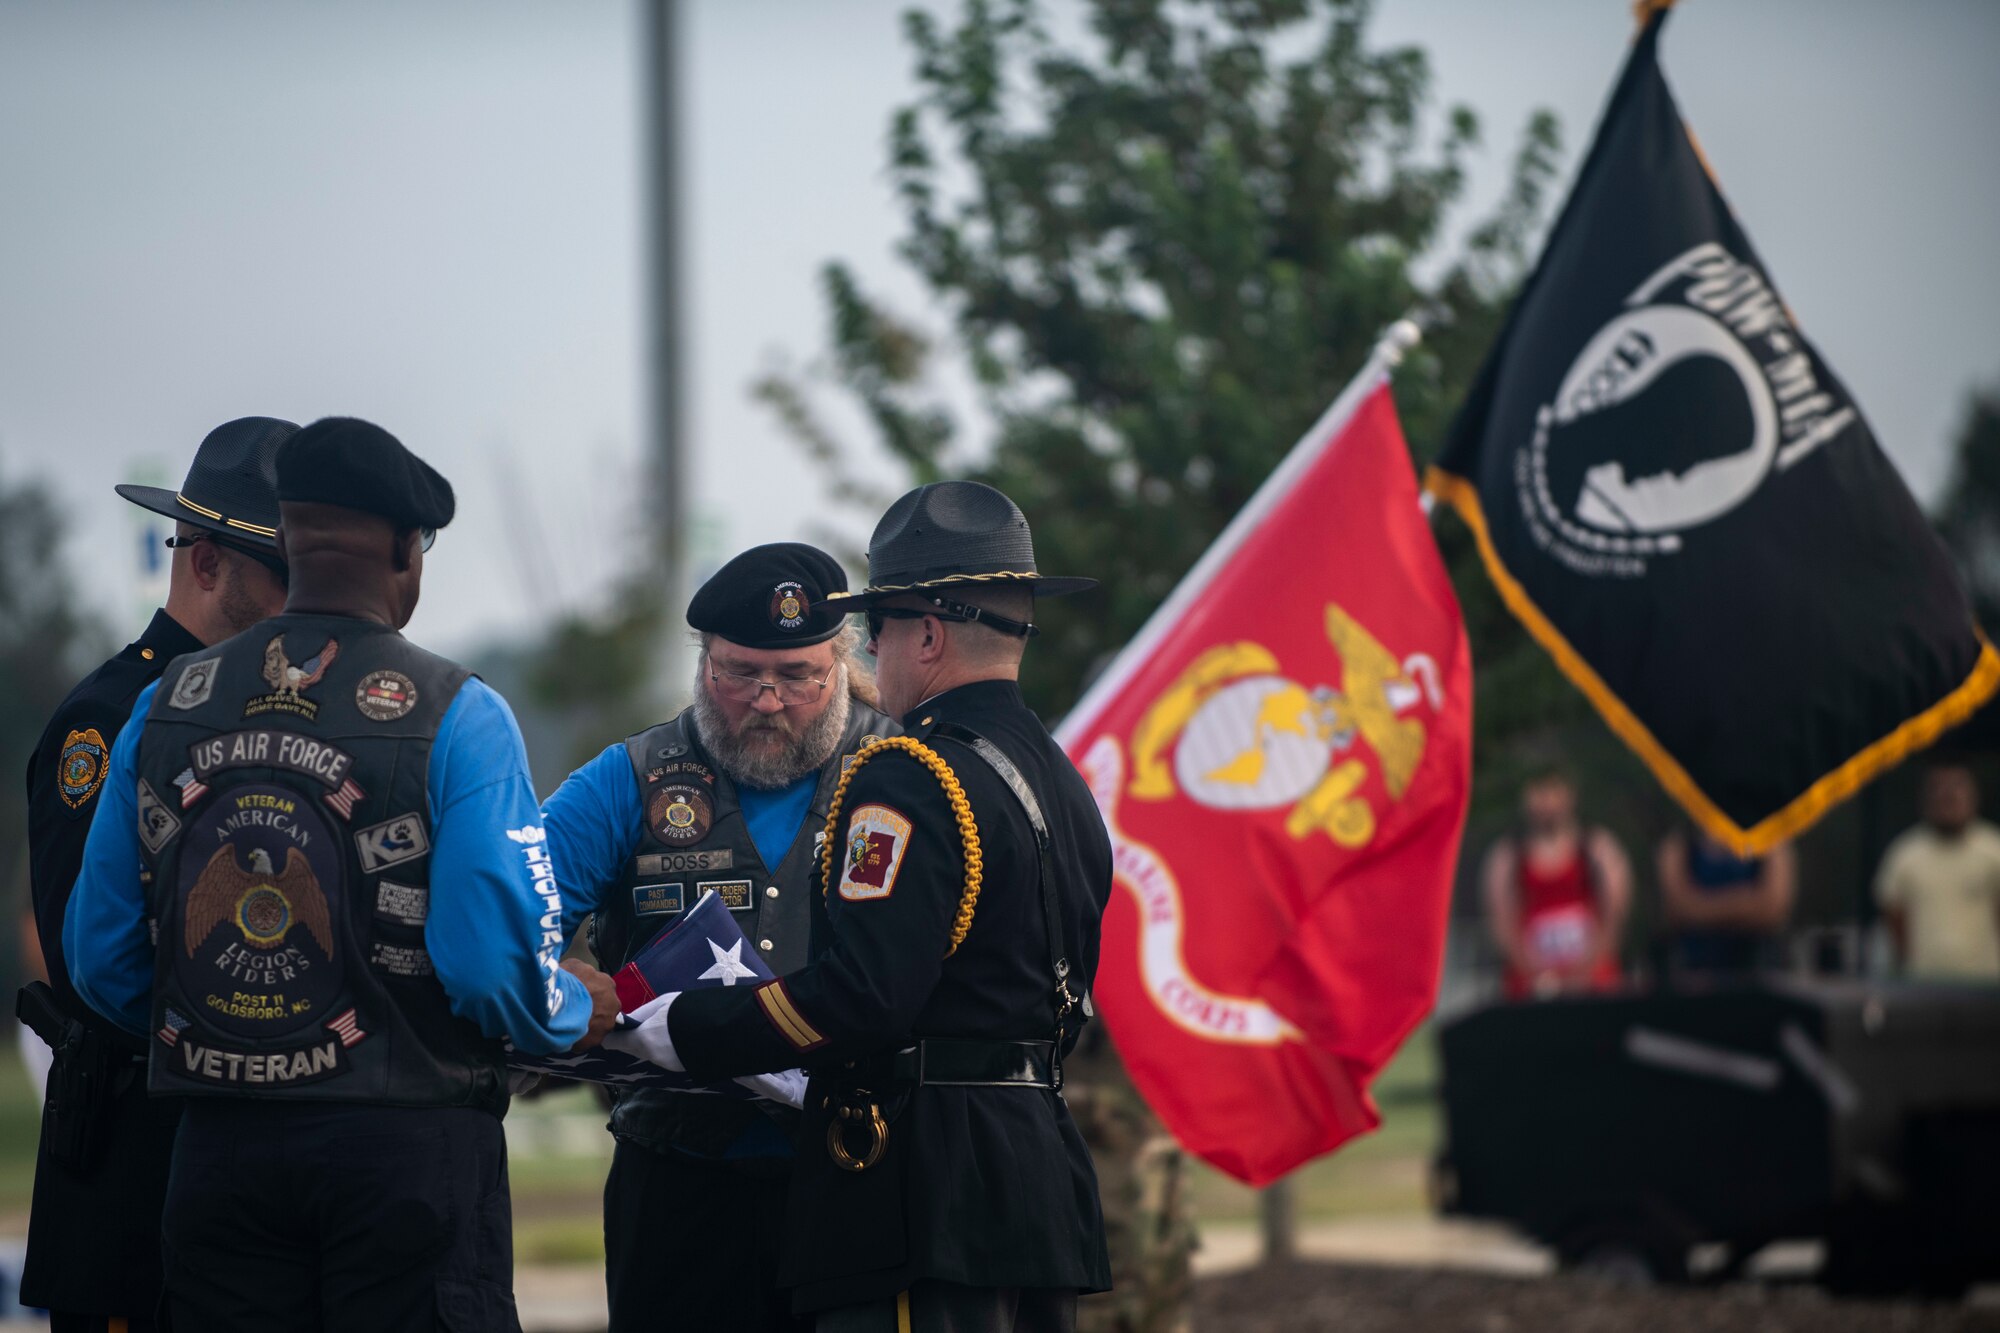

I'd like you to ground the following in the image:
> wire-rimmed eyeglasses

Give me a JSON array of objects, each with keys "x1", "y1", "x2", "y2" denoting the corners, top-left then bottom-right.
[{"x1": 707, "y1": 663, "x2": 837, "y2": 707}]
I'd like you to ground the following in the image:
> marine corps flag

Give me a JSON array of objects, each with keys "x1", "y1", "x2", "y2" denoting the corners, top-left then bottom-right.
[
  {"x1": 1429, "y1": 8, "x2": 1998, "y2": 854},
  {"x1": 1058, "y1": 326, "x2": 1471, "y2": 1186}
]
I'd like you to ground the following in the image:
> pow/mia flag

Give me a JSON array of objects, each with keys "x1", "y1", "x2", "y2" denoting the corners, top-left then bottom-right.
[{"x1": 1429, "y1": 9, "x2": 1997, "y2": 853}]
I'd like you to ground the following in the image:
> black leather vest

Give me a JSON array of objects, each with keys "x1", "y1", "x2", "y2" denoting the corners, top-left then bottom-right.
[
  {"x1": 135, "y1": 614, "x2": 506, "y2": 1113},
  {"x1": 596, "y1": 696, "x2": 896, "y2": 1155}
]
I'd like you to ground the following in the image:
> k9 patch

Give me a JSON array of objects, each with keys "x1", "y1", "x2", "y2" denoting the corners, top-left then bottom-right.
[
  {"x1": 838, "y1": 804, "x2": 910, "y2": 902},
  {"x1": 136, "y1": 779, "x2": 181, "y2": 854}
]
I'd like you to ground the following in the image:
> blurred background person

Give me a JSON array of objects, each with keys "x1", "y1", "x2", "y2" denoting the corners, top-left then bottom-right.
[
  {"x1": 1481, "y1": 767, "x2": 1631, "y2": 1000},
  {"x1": 1656, "y1": 828, "x2": 1796, "y2": 982},
  {"x1": 1874, "y1": 761, "x2": 2000, "y2": 981}
]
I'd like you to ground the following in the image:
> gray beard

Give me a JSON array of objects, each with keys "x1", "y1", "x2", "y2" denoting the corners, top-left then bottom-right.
[{"x1": 692, "y1": 665, "x2": 852, "y2": 791}]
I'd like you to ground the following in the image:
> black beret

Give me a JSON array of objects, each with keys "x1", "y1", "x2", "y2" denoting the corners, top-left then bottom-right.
[
  {"x1": 274, "y1": 417, "x2": 456, "y2": 531},
  {"x1": 688, "y1": 542, "x2": 851, "y2": 649}
]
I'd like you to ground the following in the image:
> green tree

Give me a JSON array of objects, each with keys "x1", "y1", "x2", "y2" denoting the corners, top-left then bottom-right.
[
  {"x1": 758, "y1": 1, "x2": 1597, "y2": 1325},
  {"x1": 759, "y1": 0, "x2": 1598, "y2": 806},
  {"x1": 1936, "y1": 384, "x2": 2000, "y2": 633}
]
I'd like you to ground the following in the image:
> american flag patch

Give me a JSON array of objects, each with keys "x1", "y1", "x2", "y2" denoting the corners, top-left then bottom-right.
[
  {"x1": 325, "y1": 1008, "x2": 366, "y2": 1048},
  {"x1": 323, "y1": 779, "x2": 366, "y2": 820},
  {"x1": 173, "y1": 768, "x2": 209, "y2": 809},
  {"x1": 156, "y1": 1008, "x2": 189, "y2": 1047}
]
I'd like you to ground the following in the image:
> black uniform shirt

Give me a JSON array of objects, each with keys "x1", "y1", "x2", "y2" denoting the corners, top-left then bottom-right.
[
  {"x1": 20, "y1": 607, "x2": 198, "y2": 1318},
  {"x1": 669, "y1": 677, "x2": 1115, "y2": 1304},
  {"x1": 26, "y1": 608, "x2": 199, "y2": 1023}
]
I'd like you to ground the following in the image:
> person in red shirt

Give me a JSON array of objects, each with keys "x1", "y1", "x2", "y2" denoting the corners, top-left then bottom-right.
[{"x1": 1480, "y1": 768, "x2": 1631, "y2": 1000}]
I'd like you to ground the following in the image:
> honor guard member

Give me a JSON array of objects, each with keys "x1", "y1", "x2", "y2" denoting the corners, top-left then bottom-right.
[
  {"x1": 21, "y1": 416, "x2": 295, "y2": 1333},
  {"x1": 65, "y1": 417, "x2": 619, "y2": 1332},
  {"x1": 541, "y1": 542, "x2": 898, "y2": 1332},
  {"x1": 619, "y1": 482, "x2": 1115, "y2": 1331}
]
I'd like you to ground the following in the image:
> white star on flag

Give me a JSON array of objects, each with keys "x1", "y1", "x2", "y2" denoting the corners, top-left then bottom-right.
[{"x1": 698, "y1": 937, "x2": 759, "y2": 986}]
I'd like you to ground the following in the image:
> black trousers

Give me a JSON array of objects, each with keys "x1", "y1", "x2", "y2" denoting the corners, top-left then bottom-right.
[
  {"x1": 161, "y1": 1100, "x2": 517, "y2": 1333},
  {"x1": 813, "y1": 1284, "x2": 1078, "y2": 1333},
  {"x1": 48, "y1": 1316, "x2": 161, "y2": 1333},
  {"x1": 22, "y1": 1062, "x2": 179, "y2": 1326},
  {"x1": 602, "y1": 1138, "x2": 804, "y2": 1332}
]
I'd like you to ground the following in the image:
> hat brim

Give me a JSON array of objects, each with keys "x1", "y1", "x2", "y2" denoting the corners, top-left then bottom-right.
[
  {"x1": 115, "y1": 483, "x2": 280, "y2": 549},
  {"x1": 826, "y1": 574, "x2": 1098, "y2": 608}
]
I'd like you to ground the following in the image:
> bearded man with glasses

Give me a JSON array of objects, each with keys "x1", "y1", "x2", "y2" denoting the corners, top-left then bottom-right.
[{"x1": 541, "y1": 542, "x2": 897, "y2": 1333}]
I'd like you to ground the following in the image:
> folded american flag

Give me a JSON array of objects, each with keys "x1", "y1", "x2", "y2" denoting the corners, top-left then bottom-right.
[{"x1": 506, "y1": 890, "x2": 801, "y2": 1104}]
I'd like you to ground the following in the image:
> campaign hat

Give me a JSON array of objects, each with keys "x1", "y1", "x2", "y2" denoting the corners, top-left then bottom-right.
[
  {"x1": 830, "y1": 480, "x2": 1095, "y2": 607},
  {"x1": 688, "y1": 542, "x2": 851, "y2": 649},
  {"x1": 115, "y1": 416, "x2": 297, "y2": 549},
  {"x1": 275, "y1": 417, "x2": 455, "y2": 531}
]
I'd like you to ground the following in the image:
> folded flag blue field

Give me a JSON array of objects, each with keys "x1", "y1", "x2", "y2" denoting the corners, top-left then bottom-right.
[{"x1": 507, "y1": 891, "x2": 801, "y2": 1103}]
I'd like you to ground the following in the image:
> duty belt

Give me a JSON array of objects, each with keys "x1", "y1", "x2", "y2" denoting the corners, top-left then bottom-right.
[
  {"x1": 825, "y1": 1038, "x2": 1058, "y2": 1173},
  {"x1": 888, "y1": 1037, "x2": 1058, "y2": 1089}
]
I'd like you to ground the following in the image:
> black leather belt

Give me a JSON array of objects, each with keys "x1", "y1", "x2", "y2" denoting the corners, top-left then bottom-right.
[{"x1": 882, "y1": 1038, "x2": 1057, "y2": 1089}]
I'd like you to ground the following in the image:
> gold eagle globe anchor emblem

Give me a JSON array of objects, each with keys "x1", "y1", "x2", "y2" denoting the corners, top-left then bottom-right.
[{"x1": 1128, "y1": 603, "x2": 1443, "y2": 847}]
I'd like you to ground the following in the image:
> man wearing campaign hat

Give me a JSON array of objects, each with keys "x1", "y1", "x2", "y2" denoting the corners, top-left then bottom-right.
[
  {"x1": 65, "y1": 417, "x2": 618, "y2": 1330},
  {"x1": 617, "y1": 481, "x2": 1115, "y2": 1330},
  {"x1": 20, "y1": 415, "x2": 296, "y2": 1333},
  {"x1": 541, "y1": 541, "x2": 898, "y2": 1332}
]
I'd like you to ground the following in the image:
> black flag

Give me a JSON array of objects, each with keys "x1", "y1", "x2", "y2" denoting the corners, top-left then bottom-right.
[{"x1": 1429, "y1": 10, "x2": 1997, "y2": 853}]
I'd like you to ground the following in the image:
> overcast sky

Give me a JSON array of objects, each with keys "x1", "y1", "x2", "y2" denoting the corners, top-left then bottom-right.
[{"x1": 2, "y1": 0, "x2": 1995, "y2": 657}]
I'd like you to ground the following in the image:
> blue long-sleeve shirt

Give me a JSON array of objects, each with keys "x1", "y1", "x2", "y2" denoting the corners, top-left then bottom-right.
[
  {"x1": 65, "y1": 677, "x2": 590, "y2": 1055},
  {"x1": 541, "y1": 741, "x2": 817, "y2": 940}
]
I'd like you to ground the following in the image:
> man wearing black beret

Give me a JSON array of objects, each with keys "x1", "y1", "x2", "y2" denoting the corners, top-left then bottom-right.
[
  {"x1": 65, "y1": 416, "x2": 619, "y2": 1330},
  {"x1": 541, "y1": 541, "x2": 899, "y2": 1332},
  {"x1": 616, "y1": 481, "x2": 1114, "y2": 1331},
  {"x1": 21, "y1": 415, "x2": 294, "y2": 1333}
]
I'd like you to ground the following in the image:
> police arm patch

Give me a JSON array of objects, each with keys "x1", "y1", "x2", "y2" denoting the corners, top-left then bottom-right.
[
  {"x1": 57, "y1": 727, "x2": 110, "y2": 810},
  {"x1": 837, "y1": 803, "x2": 911, "y2": 902}
]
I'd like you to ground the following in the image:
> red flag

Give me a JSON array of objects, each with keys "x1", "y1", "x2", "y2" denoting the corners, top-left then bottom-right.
[{"x1": 1059, "y1": 355, "x2": 1471, "y2": 1186}]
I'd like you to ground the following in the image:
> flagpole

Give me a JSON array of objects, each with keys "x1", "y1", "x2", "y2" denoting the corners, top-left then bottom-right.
[{"x1": 1056, "y1": 318, "x2": 1424, "y2": 745}]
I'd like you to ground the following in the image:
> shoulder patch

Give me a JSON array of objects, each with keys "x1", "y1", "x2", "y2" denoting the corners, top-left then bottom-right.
[
  {"x1": 838, "y1": 803, "x2": 912, "y2": 902},
  {"x1": 57, "y1": 728, "x2": 110, "y2": 810}
]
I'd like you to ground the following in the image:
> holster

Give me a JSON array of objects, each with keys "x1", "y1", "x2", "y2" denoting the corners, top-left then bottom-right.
[{"x1": 18, "y1": 982, "x2": 140, "y2": 1173}]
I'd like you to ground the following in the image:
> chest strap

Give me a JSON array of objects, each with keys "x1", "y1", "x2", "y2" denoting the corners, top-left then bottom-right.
[{"x1": 926, "y1": 722, "x2": 1081, "y2": 1047}]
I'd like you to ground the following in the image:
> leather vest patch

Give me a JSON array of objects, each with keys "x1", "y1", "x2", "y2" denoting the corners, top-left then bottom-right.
[
  {"x1": 138, "y1": 615, "x2": 499, "y2": 1111},
  {"x1": 174, "y1": 782, "x2": 347, "y2": 1041},
  {"x1": 646, "y1": 782, "x2": 714, "y2": 844}
]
